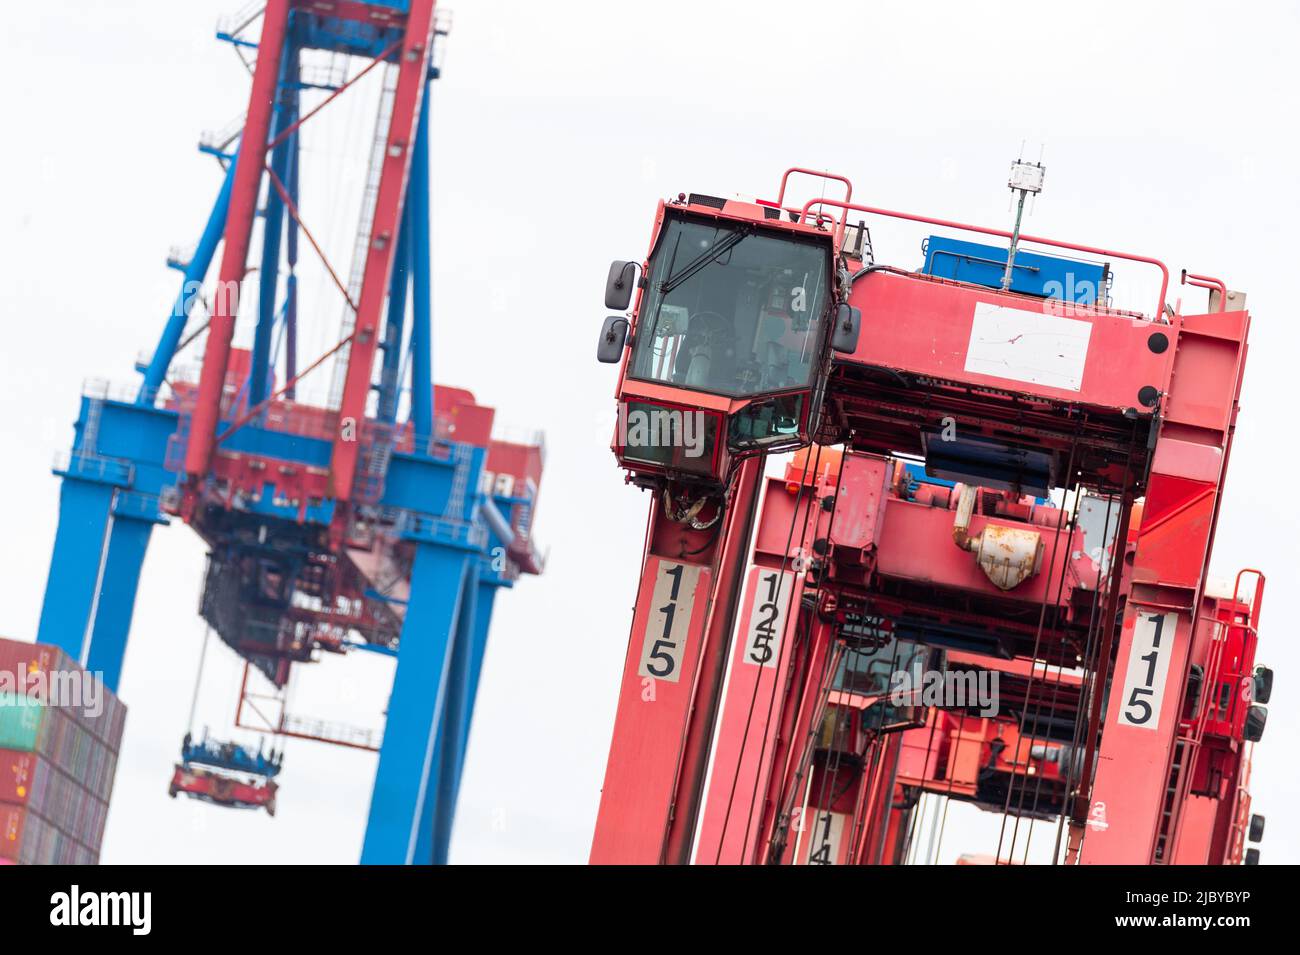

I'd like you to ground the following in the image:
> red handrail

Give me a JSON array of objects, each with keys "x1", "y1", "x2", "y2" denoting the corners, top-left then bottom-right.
[
  {"x1": 774, "y1": 167, "x2": 853, "y2": 209},
  {"x1": 1232, "y1": 568, "x2": 1266, "y2": 631},
  {"x1": 800, "y1": 197, "x2": 1172, "y2": 320},
  {"x1": 1181, "y1": 270, "x2": 1229, "y2": 309}
]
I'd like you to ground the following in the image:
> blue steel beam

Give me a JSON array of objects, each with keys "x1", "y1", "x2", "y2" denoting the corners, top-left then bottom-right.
[
  {"x1": 413, "y1": 493, "x2": 526, "y2": 863},
  {"x1": 37, "y1": 479, "x2": 116, "y2": 663},
  {"x1": 82, "y1": 513, "x2": 156, "y2": 692},
  {"x1": 421, "y1": 559, "x2": 479, "y2": 863},
  {"x1": 408, "y1": 89, "x2": 433, "y2": 442},
  {"x1": 283, "y1": 99, "x2": 300, "y2": 397},
  {"x1": 38, "y1": 396, "x2": 175, "y2": 690},
  {"x1": 377, "y1": 197, "x2": 412, "y2": 423},
  {"x1": 460, "y1": 579, "x2": 499, "y2": 759},
  {"x1": 363, "y1": 439, "x2": 507, "y2": 864},
  {"x1": 249, "y1": 46, "x2": 299, "y2": 408},
  {"x1": 418, "y1": 564, "x2": 505, "y2": 863},
  {"x1": 360, "y1": 540, "x2": 471, "y2": 864},
  {"x1": 137, "y1": 159, "x2": 237, "y2": 406},
  {"x1": 38, "y1": 487, "x2": 162, "y2": 693}
]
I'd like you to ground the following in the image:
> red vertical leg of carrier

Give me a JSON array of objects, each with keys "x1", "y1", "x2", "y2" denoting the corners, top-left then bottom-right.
[
  {"x1": 1079, "y1": 309, "x2": 1249, "y2": 864},
  {"x1": 758, "y1": 614, "x2": 838, "y2": 864},
  {"x1": 692, "y1": 474, "x2": 820, "y2": 864},
  {"x1": 590, "y1": 457, "x2": 763, "y2": 864}
]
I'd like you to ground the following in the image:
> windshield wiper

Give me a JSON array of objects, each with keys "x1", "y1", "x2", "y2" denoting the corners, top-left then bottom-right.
[{"x1": 658, "y1": 227, "x2": 750, "y2": 296}]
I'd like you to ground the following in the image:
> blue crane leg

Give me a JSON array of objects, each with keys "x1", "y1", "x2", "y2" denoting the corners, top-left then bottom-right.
[
  {"x1": 39, "y1": 395, "x2": 173, "y2": 681},
  {"x1": 36, "y1": 480, "x2": 115, "y2": 661},
  {"x1": 82, "y1": 515, "x2": 154, "y2": 693},
  {"x1": 459, "y1": 579, "x2": 498, "y2": 759},
  {"x1": 360, "y1": 541, "x2": 470, "y2": 864},
  {"x1": 35, "y1": 489, "x2": 156, "y2": 694},
  {"x1": 415, "y1": 573, "x2": 500, "y2": 863}
]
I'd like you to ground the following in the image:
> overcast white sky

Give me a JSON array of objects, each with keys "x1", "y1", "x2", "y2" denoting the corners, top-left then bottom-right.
[{"x1": 1, "y1": 0, "x2": 1297, "y2": 865}]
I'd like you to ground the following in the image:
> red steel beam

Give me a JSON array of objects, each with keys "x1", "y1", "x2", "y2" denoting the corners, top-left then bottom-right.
[
  {"x1": 184, "y1": 0, "x2": 292, "y2": 481},
  {"x1": 216, "y1": 328, "x2": 355, "y2": 444},
  {"x1": 329, "y1": 0, "x2": 437, "y2": 502},
  {"x1": 265, "y1": 165, "x2": 356, "y2": 310},
  {"x1": 265, "y1": 36, "x2": 401, "y2": 154}
]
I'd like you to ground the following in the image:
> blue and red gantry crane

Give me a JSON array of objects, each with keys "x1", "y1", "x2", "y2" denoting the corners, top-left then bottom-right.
[
  {"x1": 36, "y1": 0, "x2": 544, "y2": 864},
  {"x1": 590, "y1": 167, "x2": 1271, "y2": 865}
]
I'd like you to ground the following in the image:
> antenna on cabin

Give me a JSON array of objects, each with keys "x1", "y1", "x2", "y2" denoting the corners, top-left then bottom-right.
[{"x1": 1003, "y1": 149, "x2": 1046, "y2": 291}]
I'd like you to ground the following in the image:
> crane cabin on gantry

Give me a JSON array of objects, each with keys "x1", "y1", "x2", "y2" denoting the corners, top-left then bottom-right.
[
  {"x1": 590, "y1": 165, "x2": 1269, "y2": 865},
  {"x1": 36, "y1": 0, "x2": 545, "y2": 865}
]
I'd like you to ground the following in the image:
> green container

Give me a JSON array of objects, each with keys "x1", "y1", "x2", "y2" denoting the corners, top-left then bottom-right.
[{"x1": 0, "y1": 693, "x2": 46, "y2": 751}]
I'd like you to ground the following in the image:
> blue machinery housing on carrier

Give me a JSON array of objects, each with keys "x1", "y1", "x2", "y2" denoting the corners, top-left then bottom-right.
[{"x1": 921, "y1": 235, "x2": 1110, "y2": 305}]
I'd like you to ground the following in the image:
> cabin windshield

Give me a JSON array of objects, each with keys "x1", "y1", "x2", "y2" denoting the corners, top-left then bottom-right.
[{"x1": 629, "y1": 216, "x2": 832, "y2": 398}]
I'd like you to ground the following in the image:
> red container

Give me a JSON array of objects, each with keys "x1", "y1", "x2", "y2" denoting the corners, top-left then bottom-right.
[
  {"x1": 0, "y1": 705, "x2": 120, "y2": 803},
  {"x1": 0, "y1": 749, "x2": 111, "y2": 849},
  {"x1": 0, "y1": 638, "x2": 126, "y2": 865},
  {"x1": 0, "y1": 804, "x2": 98, "y2": 865},
  {"x1": 0, "y1": 638, "x2": 127, "y2": 750}
]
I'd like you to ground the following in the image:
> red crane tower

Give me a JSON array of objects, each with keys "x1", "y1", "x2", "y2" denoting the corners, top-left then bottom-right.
[{"x1": 35, "y1": 0, "x2": 545, "y2": 864}]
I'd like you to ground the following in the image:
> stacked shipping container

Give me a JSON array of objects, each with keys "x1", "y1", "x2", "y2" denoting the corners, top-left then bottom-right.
[{"x1": 0, "y1": 638, "x2": 126, "y2": 864}]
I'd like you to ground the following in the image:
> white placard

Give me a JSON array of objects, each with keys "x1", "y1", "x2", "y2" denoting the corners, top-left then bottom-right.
[
  {"x1": 1117, "y1": 611, "x2": 1179, "y2": 730},
  {"x1": 742, "y1": 568, "x2": 795, "y2": 669},
  {"x1": 637, "y1": 561, "x2": 702, "y2": 683},
  {"x1": 801, "y1": 810, "x2": 847, "y2": 866},
  {"x1": 964, "y1": 301, "x2": 1092, "y2": 392}
]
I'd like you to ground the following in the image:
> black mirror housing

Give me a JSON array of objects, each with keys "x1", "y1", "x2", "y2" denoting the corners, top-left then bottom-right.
[
  {"x1": 831, "y1": 303, "x2": 861, "y2": 354},
  {"x1": 1253, "y1": 664, "x2": 1273, "y2": 704},
  {"x1": 1244, "y1": 703, "x2": 1267, "y2": 742},
  {"x1": 605, "y1": 260, "x2": 638, "y2": 310},
  {"x1": 1184, "y1": 664, "x2": 1205, "y2": 720},
  {"x1": 597, "y1": 316, "x2": 629, "y2": 363}
]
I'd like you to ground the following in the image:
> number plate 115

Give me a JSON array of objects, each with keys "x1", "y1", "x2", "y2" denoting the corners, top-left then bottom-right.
[
  {"x1": 1117, "y1": 610, "x2": 1179, "y2": 730},
  {"x1": 637, "y1": 561, "x2": 704, "y2": 683}
]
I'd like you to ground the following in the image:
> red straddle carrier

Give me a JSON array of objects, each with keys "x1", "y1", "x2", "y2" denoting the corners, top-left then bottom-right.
[{"x1": 590, "y1": 166, "x2": 1264, "y2": 865}]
